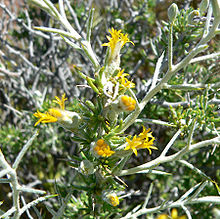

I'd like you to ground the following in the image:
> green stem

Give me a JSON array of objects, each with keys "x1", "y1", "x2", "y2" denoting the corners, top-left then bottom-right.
[
  {"x1": 186, "y1": 118, "x2": 197, "y2": 149},
  {"x1": 168, "y1": 23, "x2": 173, "y2": 70}
]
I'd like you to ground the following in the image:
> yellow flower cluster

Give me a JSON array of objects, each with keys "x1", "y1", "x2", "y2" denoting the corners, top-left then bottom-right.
[
  {"x1": 120, "y1": 95, "x2": 136, "y2": 111},
  {"x1": 33, "y1": 94, "x2": 67, "y2": 126},
  {"x1": 102, "y1": 28, "x2": 134, "y2": 52},
  {"x1": 107, "y1": 193, "x2": 119, "y2": 206},
  {"x1": 102, "y1": 28, "x2": 134, "y2": 69},
  {"x1": 94, "y1": 139, "x2": 115, "y2": 157},
  {"x1": 116, "y1": 69, "x2": 135, "y2": 89},
  {"x1": 156, "y1": 208, "x2": 186, "y2": 219},
  {"x1": 125, "y1": 126, "x2": 157, "y2": 156}
]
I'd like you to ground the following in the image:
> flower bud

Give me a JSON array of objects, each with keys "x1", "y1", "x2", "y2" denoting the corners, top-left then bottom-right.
[
  {"x1": 102, "y1": 191, "x2": 119, "y2": 206},
  {"x1": 119, "y1": 95, "x2": 136, "y2": 112},
  {"x1": 184, "y1": 43, "x2": 190, "y2": 48},
  {"x1": 168, "y1": 3, "x2": 179, "y2": 23},
  {"x1": 91, "y1": 139, "x2": 115, "y2": 158},
  {"x1": 79, "y1": 160, "x2": 95, "y2": 175}
]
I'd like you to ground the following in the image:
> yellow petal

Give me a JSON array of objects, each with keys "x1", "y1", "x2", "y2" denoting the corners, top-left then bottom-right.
[
  {"x1": 133, "y1": 148, "x2": 138, "y2": 156},
  {"x1": 171, "y1": 208, "x2": 178, "y2": 218},
  {"x1": 156, "y1": 214, "x2": 169, "y2": 219}
]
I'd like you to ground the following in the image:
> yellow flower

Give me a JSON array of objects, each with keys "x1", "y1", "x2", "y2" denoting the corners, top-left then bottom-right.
[
  {"x1": 93, "y1": 139, "x2": 115, "y2": 157},
  {"x1": 116, "y1": 69, "x2": 135, "y2": 89},
  {"x1": 33, "y1": 94, "x2": 68, "y2": 126},
  {"x1": 102, "y1": 191, "x2": 120, "y2": 206},
  {"x1": 121, "y1": 76, "x2": 135, "y2": 89},
  {"x1": 33, "y1": 94, "x2": 81, "y2": 130},
  {"x1": 171, "y1": 208, "x2": 186, "y2": 219},
  {"x1": 102, "y1": 28, "x2": 134, "y2": 52},
  {"x1": 102, "y1": 28, "x2": 134, "y2": 66},
  {"x1": 124, "y1": 127, "x2": 157, "y2": 156},
  {"x1": 107, "y1": 193, "x2": 119, "y2": 206},
  {"x1": 136, "y1": 126, "x2": 157, "y2": 155},
  {"x1": 119, "y1": 95, "x2": 136, "y2": 111},
  {"x1": 124, "y1": 135, "x2": 140, "y2": 156},
  {"x1": 156, "y1": 209, "x2": 187, "y2": 219}
]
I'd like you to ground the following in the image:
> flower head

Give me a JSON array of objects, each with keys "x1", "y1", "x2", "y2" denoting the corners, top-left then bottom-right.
[
  {"x1": 107, "y1": 193, "x2": 119, "y2": 206},
  {"x1": 102, "y1": 28, "x2": 134, "y2": 52},
  {"x1": 102, "y1": 28, "x2": 134, "y2": 68},
  {"x1": 33, "y1": 94, "x2": 81, "y2": 130},
  {"x1": 119, "y1": 95, "x2": 136, "y2": 111},
  {"x1": 116, "y1": 69, "x2": 135, "y2": 89},
  {"x1": 93, "y1": 139, "x2": 115, "y2": 157},
  {"x1": 124, "y1": 135, "x2": 140, "y2": 156},
  {"x1": 124, "y1": 127, "x2": 157, "y2": 156},
  {"x1": 156, "y1": 208, "x2": 187, "y2": 219},
  {"x1": 33, "y1": 94, "x2": 68, "y2": 126},
  {"x1": 102, "y1": 191, "x2": 119, "y2": 206}
]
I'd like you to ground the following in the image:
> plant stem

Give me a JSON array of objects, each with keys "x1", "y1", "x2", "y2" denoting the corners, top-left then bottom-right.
[
  {"x1": 168, "y1": 23, "x2": 173, "y2": 70},
  {"x1": 117, "y1": 136, "x2": 220, "y2": 176},
  {"x1": 117, "y1": 15, "x2": 220, "y2": 134}
]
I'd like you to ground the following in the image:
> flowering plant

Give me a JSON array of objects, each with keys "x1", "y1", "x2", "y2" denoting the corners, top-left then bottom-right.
[{"x1": 0, "y1": 0, "x2": 219, "y2": 218}]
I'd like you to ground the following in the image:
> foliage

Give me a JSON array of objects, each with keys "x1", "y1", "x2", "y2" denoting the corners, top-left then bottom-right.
[{"x1": 0, "y1": 0, "x2": 219, "y2": 218}]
